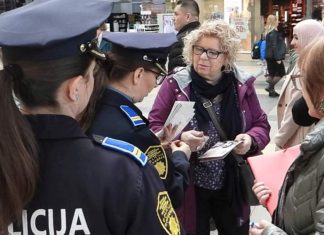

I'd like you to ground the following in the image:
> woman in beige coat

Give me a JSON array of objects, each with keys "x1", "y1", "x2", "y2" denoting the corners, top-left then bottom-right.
[{"x1": 274, "y1": 19, "x2": 324, "y2": 149}]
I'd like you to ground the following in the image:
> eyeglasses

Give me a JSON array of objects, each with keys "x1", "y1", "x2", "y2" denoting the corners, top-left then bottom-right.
[
  {"x1": 291, "y1": 74, "x2": 303, "y2": 91},
  {"x1": 145, "y1": 68, "x2": 165, "y2": 85},
  {"x1": 192, "y1": 45, "x2": 224, "y2": 59}
]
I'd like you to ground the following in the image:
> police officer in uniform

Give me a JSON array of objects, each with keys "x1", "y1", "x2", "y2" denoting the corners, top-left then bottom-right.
[
  {"x1": 87, "y1": 32, "x2": 191, "y2": 209},
  {"x1": 0, "y1": 1, "x2": 183, "y2": 234}
]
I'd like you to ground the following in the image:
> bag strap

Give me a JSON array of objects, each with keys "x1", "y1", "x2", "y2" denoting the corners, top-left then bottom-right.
[
  {"x1": 200, "y1": 96, "x2": 258, "y2": 206},
  {"x1": 200, "y1": 96, "x2": 245, "y2": 163},
  {"x1": 200, "y1": 96, "x2": 227, "y2": 141}
]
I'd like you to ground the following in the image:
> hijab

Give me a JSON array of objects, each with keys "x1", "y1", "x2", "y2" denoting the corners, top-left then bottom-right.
[{"x1": 294, "y1": 19, "x2": 324, "y2": 49}]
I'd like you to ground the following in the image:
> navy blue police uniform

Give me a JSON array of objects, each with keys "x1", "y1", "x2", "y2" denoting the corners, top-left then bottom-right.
[
  {"x1": 0, "y1": 1, "x2": 182, "y2": 234},
  {"x1": 10, "y1": 115, "x2": 180, "y2": 235},
  {"x1": 87, "y1": 32, "x2": 190, "y2": 209}
]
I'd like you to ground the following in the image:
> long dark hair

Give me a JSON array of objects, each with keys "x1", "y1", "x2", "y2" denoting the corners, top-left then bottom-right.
[
  {"x1": 81, "y1": 52, "x2": 157, "y2": 130},
  {"x1": 0, "y1": 54, "x2": 93, "y2": 233},
  {"x1": 103, "y1": 52, "x2": 157, "y2": 82},
  {"x1": 78, "y1": 62, "x2": 106, "y2": 131}
]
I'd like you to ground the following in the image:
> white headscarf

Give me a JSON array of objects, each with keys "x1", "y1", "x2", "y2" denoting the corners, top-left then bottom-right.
[{"x1": 294, "y1": 19, "x2": 324, "y2": 48}]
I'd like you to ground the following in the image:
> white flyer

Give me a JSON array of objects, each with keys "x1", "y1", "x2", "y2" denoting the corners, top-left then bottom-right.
[
  {"x1": 199, "y1": 140, "x2": 243, "y2": 161},
  {"x1": 155, "y1": 101, "x2": 195, "y2": 140}
]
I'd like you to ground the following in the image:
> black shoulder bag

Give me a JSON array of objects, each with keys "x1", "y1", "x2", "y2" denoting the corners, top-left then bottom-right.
[{"x1": 200, "y1": 96, "x2": 259, "y2": 206}]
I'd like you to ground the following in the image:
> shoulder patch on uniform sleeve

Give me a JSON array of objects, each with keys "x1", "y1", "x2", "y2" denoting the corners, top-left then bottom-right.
[
  {"x1": 156, "y1": 191, "x2": 181, "y2": 235},
  {"x1": 120, "y1": 105, "x2": 145, "y2": 126},
  {"x1": 101, "y1": 137, "x2": 148, "y2": 166}
]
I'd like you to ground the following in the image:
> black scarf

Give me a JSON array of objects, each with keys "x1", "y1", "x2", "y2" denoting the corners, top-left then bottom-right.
[{"x1": 189, "y1": 67, "x2": 242, "y2": 140}]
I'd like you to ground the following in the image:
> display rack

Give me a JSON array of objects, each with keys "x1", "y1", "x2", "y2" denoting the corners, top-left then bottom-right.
[
  {"x1": 107, "y1": 13, "x2": 128, "y2": 32},
  {"x1": 136, "y1": 24, "x2": 159, "y2": 32},
  {"x1": 128, "y1": 13, "x2": 141, "y2": 30},
  {"x1": 290, "y1": 0, "x2": 304, "y2": 28},
  {"x1": 267, "y1": 0, "x2": 306, "y2": 49},
  {"x1": 136, "y1": 10, "x2": 159, "y2": 33},
  {"x1": 143, "y1": 24, "x2": 159, "y2": 32}
]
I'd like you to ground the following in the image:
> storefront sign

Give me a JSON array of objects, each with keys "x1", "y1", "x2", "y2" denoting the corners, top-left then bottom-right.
[{"x1": 232, "y1": 17, "x2": 249, "y2": 39}]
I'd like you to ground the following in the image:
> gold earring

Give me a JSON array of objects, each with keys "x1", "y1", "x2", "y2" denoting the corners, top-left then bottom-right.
[
  {"x1": 75, "y1": 93, "x2": 79, "y2": 101},
  {"x1": 318, "y1": 99, "x2": 324, "y2": 113}
]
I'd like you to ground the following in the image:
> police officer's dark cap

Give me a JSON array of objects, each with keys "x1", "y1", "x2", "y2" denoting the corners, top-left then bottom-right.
[
  {"x1": 0, "y1": 0, "x2": 113, "y2": 61},
  {"x1": 103, "y1": 32, "x2": 177, "y2": 74}
]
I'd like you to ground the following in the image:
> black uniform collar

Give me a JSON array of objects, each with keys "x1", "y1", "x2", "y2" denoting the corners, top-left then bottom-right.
[
  {"x1": 26, "y1": 114, "x2": 88, "y2": 140},
  {"x1": 100, "y1": 88, "x2": 149, "y2": 125}
]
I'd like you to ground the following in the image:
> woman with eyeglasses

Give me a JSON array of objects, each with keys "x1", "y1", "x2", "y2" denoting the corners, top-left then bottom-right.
[
  {"x1": 148, "y1": 20, "x2": 270, "y2": 235},
  {"x1": 85, "y1": 32, "x2": 192, "y2": 210},
  {"x1": 274, "y1": 19, "x2": 324, "y2": 150}
]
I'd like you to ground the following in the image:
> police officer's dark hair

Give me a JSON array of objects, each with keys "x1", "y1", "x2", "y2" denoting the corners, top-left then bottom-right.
[
  {"x1": 103, "y1": 52, "x2": 158, "y2": 81},
  {"x1": 81, "y1": 52, "x2": 158, "y2": 130},
  {"x1": 78, "y1": 63, "x2": 106, "y2": 131},
  {"x1": 0, "y1": 54, "x2": 93, "y2": 231},
  {"x1": 9, "y1": 56, "x2": 93, "y2": 108},
  {"x1": 176, "y1": 0, "x2": 200, "y2": 18}
]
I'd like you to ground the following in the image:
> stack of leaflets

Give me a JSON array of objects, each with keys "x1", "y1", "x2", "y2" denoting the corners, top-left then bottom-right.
[
  {"x1": 199, "y1": 140, "x2": 243, "y2": 161},
  {"x1": 156, "y1": 101, "x2": 195, "y2": 140}
]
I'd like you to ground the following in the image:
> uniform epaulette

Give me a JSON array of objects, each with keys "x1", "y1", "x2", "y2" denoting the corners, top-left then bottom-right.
[
  {"x1": 120, "y1": 105, "x2": 145, "y2": 126},
  {"x1": 93, "y1": 135, "x2": 147, "y2": 166}
]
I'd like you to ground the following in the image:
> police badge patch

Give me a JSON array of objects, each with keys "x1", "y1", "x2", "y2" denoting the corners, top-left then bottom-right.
[
  {"x1": 156, "y1": 191, "x2": 180, "y2": 235},
  {"x1": 145, "y1": 145, "x2": 168, "y2": 179}
]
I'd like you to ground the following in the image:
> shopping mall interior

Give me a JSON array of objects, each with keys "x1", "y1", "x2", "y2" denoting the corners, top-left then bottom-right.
[{"x1": 1, "y1": 0, "x2": 323, "y2": 51}]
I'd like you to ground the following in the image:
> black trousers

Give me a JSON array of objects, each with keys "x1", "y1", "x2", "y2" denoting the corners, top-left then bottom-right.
[{"x1": 195, "y1": 186, "x2": 249, "y2": 235}]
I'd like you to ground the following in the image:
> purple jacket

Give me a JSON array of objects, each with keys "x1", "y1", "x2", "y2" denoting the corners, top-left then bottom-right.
[
  {"x1": 149, "y1": 66, "x2": 270, "y2": 153},
  {"x1": 149, "y1": 66, "x2": 270, "y2": 234}
]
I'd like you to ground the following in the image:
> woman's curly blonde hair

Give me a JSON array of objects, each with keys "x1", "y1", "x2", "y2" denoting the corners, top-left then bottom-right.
[{"x1": 182, "y1": 20, "x2": 241, "y2": 68}]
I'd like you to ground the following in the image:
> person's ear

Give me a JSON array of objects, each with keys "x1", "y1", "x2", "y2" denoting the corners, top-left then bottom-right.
[
  {"x1": 186, "y1": 12, "x2": 191, "y2": 21},
  {"x1": 133, "y1": 67, "x2": 145, "y2": 85},
  {"x1": 66, "y1": 75, "x2": 83, "y2": 102},
  {"x1": 223, "y1": 54, "x2": 230, "y2": 64}
]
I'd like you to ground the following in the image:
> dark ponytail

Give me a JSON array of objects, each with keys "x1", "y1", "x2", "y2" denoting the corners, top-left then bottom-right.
[
  {"x1": 81, "y1": 52, "x2": 158, "y2": 131},
  {"x1": 103, "y1": 52, "x2": 156, "y2": 82},
  {"x1": 78, "y1": 62, "x2": 106, "y2": 131},
  {"x1": 0, "y1": 68, "x2": 38, "y2": 233},
  {"x1": 79, "y1": 55, "x2": 114, "y2": 130},
  {"x1": 0, "y1": 55, "x2": 93, "y2": 233}
]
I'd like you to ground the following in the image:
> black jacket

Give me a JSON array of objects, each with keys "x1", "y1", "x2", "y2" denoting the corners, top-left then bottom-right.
[
  {"x1": 265, "y1": 29, "x2": 286, "y2": 61},
  {"x1": 9, "y1": 115, "x2": 182, "y2": 235},
  {"x1": 168, "y1": 21, "x2": 200, "y2": 72},
  {"x1": 88, "y1": 88, "x2": 190, "y2": 209}
]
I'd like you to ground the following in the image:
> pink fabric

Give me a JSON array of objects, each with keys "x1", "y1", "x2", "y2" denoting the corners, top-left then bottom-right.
[{"x1": 294, "y1": 19, "x2": 324, "y2": 48}]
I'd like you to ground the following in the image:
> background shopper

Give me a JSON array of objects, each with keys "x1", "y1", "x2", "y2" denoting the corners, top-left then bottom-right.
[
  {"x1": 168, "y1": 0, "x2": 200, "y2": 73},
  {"x1": 264, "y1": 14, "x2": 286, "y2": 97}
]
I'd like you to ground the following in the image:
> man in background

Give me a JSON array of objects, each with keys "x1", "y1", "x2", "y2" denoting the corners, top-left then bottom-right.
[
  {"x1": 168, "y1": 0, "x2": 200, "y2": 73},
  {"x1": 312, "y1": 7, "x2": 322, "y2": 23}
]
